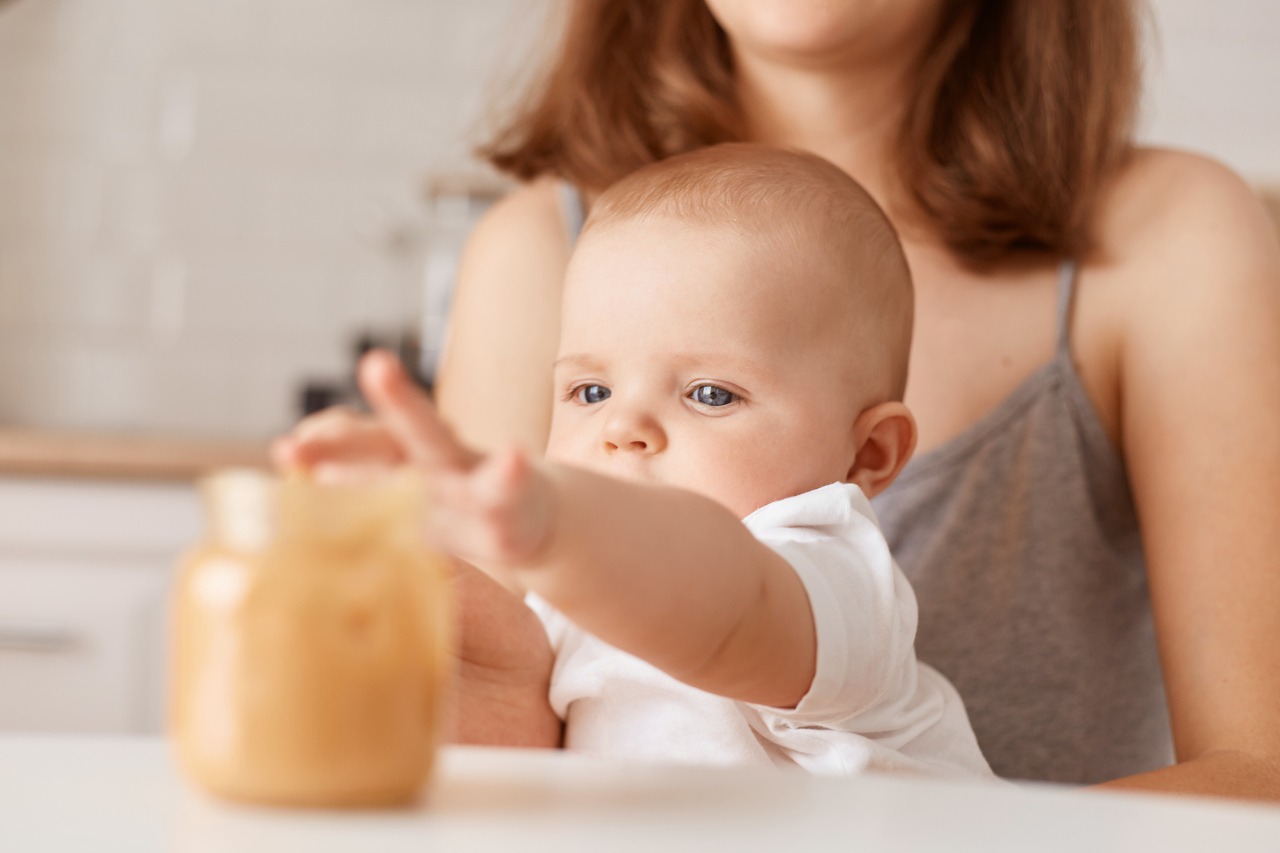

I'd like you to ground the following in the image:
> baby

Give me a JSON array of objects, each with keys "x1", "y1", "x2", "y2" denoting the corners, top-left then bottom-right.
[{"x1": 278, "y1": 143, "x2": 991, "y2": 778}]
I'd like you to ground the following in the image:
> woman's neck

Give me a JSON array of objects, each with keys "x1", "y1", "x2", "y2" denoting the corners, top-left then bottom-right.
[{"x1": 732, "y1": 51, "x2": 925, "y2": 237}]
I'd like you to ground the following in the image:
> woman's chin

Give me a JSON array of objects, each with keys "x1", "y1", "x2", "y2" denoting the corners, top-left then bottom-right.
[{"x1": 707, "y1": 0, "x2": 941, "y2": 70}]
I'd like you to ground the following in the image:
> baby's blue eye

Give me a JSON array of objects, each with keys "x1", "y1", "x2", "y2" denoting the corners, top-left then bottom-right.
[
  {"x1": 575, "y1": 384, "x2": 611, "y2": 404},
  {"x1": 690, "y1": 385, "x2": 736, "y2": 407}
]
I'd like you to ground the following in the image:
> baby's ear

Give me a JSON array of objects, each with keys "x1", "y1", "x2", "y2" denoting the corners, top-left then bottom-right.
[{"x1": 846, "y1": 402, "x2": 917, "y2": 498}]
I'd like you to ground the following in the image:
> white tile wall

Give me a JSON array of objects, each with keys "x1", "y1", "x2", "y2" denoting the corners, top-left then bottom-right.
[
  {"x1": 1141, "y1": 0, "x2": 1280, "y2": 184},
  {"x1": 0, "y1": 0, "x2": 1276, "y2": 438},
  {"x1": 0, "y1": 0, "x2": 532, "y2": 438}
]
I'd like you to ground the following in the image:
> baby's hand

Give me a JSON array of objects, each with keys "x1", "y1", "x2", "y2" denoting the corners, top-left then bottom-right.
[{"x1": 332, "y1": 351, "x2": 555, "y2": 568}]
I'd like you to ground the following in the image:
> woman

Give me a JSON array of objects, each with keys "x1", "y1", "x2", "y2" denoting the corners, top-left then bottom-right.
[{"x1": 434, "y1": 1, "x2": 1280, "y2": 797}]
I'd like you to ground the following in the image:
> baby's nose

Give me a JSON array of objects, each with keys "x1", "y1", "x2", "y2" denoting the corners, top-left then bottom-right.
[{"x1": 602, "y1": 410, "x2": 667, "y2": 454}]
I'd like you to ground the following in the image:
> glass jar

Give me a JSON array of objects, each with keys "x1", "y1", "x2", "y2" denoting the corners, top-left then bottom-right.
[{"x1": 170, "y1": 469, "x2": 451, "y2": 807}]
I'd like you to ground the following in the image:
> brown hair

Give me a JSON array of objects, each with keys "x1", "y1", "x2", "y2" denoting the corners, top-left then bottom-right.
[
  {"x1": 582, "y1": 143, "x2": 915, "y2": 401},
  {"x1": 480, "y1": 0, "x2": 1140, "y2": 265}
]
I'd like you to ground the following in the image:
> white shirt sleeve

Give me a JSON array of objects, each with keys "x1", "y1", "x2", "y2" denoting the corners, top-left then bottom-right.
[{"x1": 741, "y1": 482, "x2": 920, "y2": 726}]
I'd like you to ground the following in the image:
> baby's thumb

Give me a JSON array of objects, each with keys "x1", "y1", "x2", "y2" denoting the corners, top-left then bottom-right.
[{"x1": 357, "y1": 350, "x2": 478, "y2": 472}]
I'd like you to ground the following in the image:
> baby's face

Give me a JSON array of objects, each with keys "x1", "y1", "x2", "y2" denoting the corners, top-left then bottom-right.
[{"x1": 547, "y1": 217, "x2": 868, "y2": 519}]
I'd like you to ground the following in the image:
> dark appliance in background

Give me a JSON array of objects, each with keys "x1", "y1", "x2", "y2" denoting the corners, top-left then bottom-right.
[{"x1": 294, "y1": 174, "x2": 508, "y2": 422}]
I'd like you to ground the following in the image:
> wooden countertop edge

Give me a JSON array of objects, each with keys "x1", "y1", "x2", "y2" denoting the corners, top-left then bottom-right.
[{"x1": 0, "y1": 428, "x2": 271, "y2": 481}]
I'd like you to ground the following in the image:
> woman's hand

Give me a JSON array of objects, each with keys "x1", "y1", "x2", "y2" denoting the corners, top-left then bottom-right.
[
  {"x1": 445, "y1": 557, "x2": 562, "y2": 748},
  {"x1": 271, "y1": 405, "x2": 405, "y2": 478}
]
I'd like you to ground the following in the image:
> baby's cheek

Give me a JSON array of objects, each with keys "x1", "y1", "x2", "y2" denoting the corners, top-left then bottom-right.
[
  {"x1": 728, "y1": 441, "x2": 849, "y2": 517},
  {"x1": 713, "y1": 457, "x2": 798, "y2": 519},
  {"x1": 543, "y1": 425, "x2": 589, "y2": 466}
]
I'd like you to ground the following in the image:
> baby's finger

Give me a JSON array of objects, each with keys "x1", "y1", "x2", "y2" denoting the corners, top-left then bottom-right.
[
  {"x1": 427, "y1": 446, "x2": 551, "y2": 566},
  {"x1": 358, "y1": 350, "x2": 479, "y2": 473}
]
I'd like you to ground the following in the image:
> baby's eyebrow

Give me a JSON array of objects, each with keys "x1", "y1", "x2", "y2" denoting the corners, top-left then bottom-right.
[
  {"x1": 666, "y1": 352, "x2": 768, "y2": 377},
  {"x1": 552, "y1": 353, "x2": 605, "y2": 372}
]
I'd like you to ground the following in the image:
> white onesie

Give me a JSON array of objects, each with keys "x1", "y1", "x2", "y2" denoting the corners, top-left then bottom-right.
[{"x1": 528, "y1": 482, "x2": 993, "y2": 778}]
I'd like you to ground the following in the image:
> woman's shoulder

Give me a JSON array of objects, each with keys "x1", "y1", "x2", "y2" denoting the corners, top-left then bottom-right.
[
  {"x1": 1095, "y1": 146, "x2": 1276, "y2": 268},
  {"x1": 467, "y1": 175, "x2": 574, "y2": 258},
  {"x1": 1085, "y1": 146, "x2": 1279, "y2": 332},
  {"x1": 1079, "y1": 146, "x2": 1280, "y2": 433},
  {"x1": 452, "y1": 175, "x2": 575, "y2": 306},
  {"x1": 1064, "y1": 147, "x2": 1278, "y2": 445},
  {"x1": 436, "y1": 175, "x2": 574, "y2": 450}
]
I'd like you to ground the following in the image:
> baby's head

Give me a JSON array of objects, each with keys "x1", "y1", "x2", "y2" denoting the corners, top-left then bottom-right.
[{"x1": 546, "y1": 143, "x2": 916, "y2": 518}]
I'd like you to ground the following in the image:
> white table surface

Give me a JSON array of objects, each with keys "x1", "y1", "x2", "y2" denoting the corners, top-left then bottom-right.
[{"x1": 3, "y1": 736, "x2": 1280, "y2": 852}]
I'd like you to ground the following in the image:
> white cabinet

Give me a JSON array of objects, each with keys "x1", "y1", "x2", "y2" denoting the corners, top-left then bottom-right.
[
  {"x1": 0, "y1": 559, "x2": 169, "y2": 732},
  {"x1": 0, "y1": 476, "x2": 201, "y2": 733}
]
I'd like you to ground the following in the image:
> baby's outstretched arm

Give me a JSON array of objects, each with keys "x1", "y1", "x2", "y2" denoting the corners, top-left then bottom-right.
[{"x1": 350, "y1": 351, "x2": 817, "y2": 710}]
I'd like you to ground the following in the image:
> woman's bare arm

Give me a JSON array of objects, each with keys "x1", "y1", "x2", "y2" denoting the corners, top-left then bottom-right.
[
  {"x1": 1098, "y1": 150, "x2": 1280, "y2": 801},
  {"x1": 434, "y1": 177, "x2": 572, "y2": 455}
]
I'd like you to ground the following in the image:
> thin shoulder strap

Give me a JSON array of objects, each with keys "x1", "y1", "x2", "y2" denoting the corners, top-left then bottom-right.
[
  {"x1": 1054, "y1": 259, "x2": 1079, "y2": 353},
  {"x1": 558, "y1": 182, "x2": 586, "y2": 246}
]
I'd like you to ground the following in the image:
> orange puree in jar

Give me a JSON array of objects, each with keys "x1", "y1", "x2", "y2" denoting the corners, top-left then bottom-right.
[{"x1": 170, "y1": 470, "x2": 451, "y2": 807}]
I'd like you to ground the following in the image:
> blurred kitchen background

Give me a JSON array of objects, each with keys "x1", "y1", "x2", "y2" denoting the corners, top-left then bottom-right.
[
  {"x1": 0, "y1": 0, "x2": 1278, "y2": 736},
  {"x1": 0, "y1": 0, "x2": 536, "y2": 438}
]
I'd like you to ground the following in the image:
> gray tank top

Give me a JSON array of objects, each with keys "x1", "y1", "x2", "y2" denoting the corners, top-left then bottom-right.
[{"x1": 559, "y1": 185, "x2": 1173, "y2": 784}]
